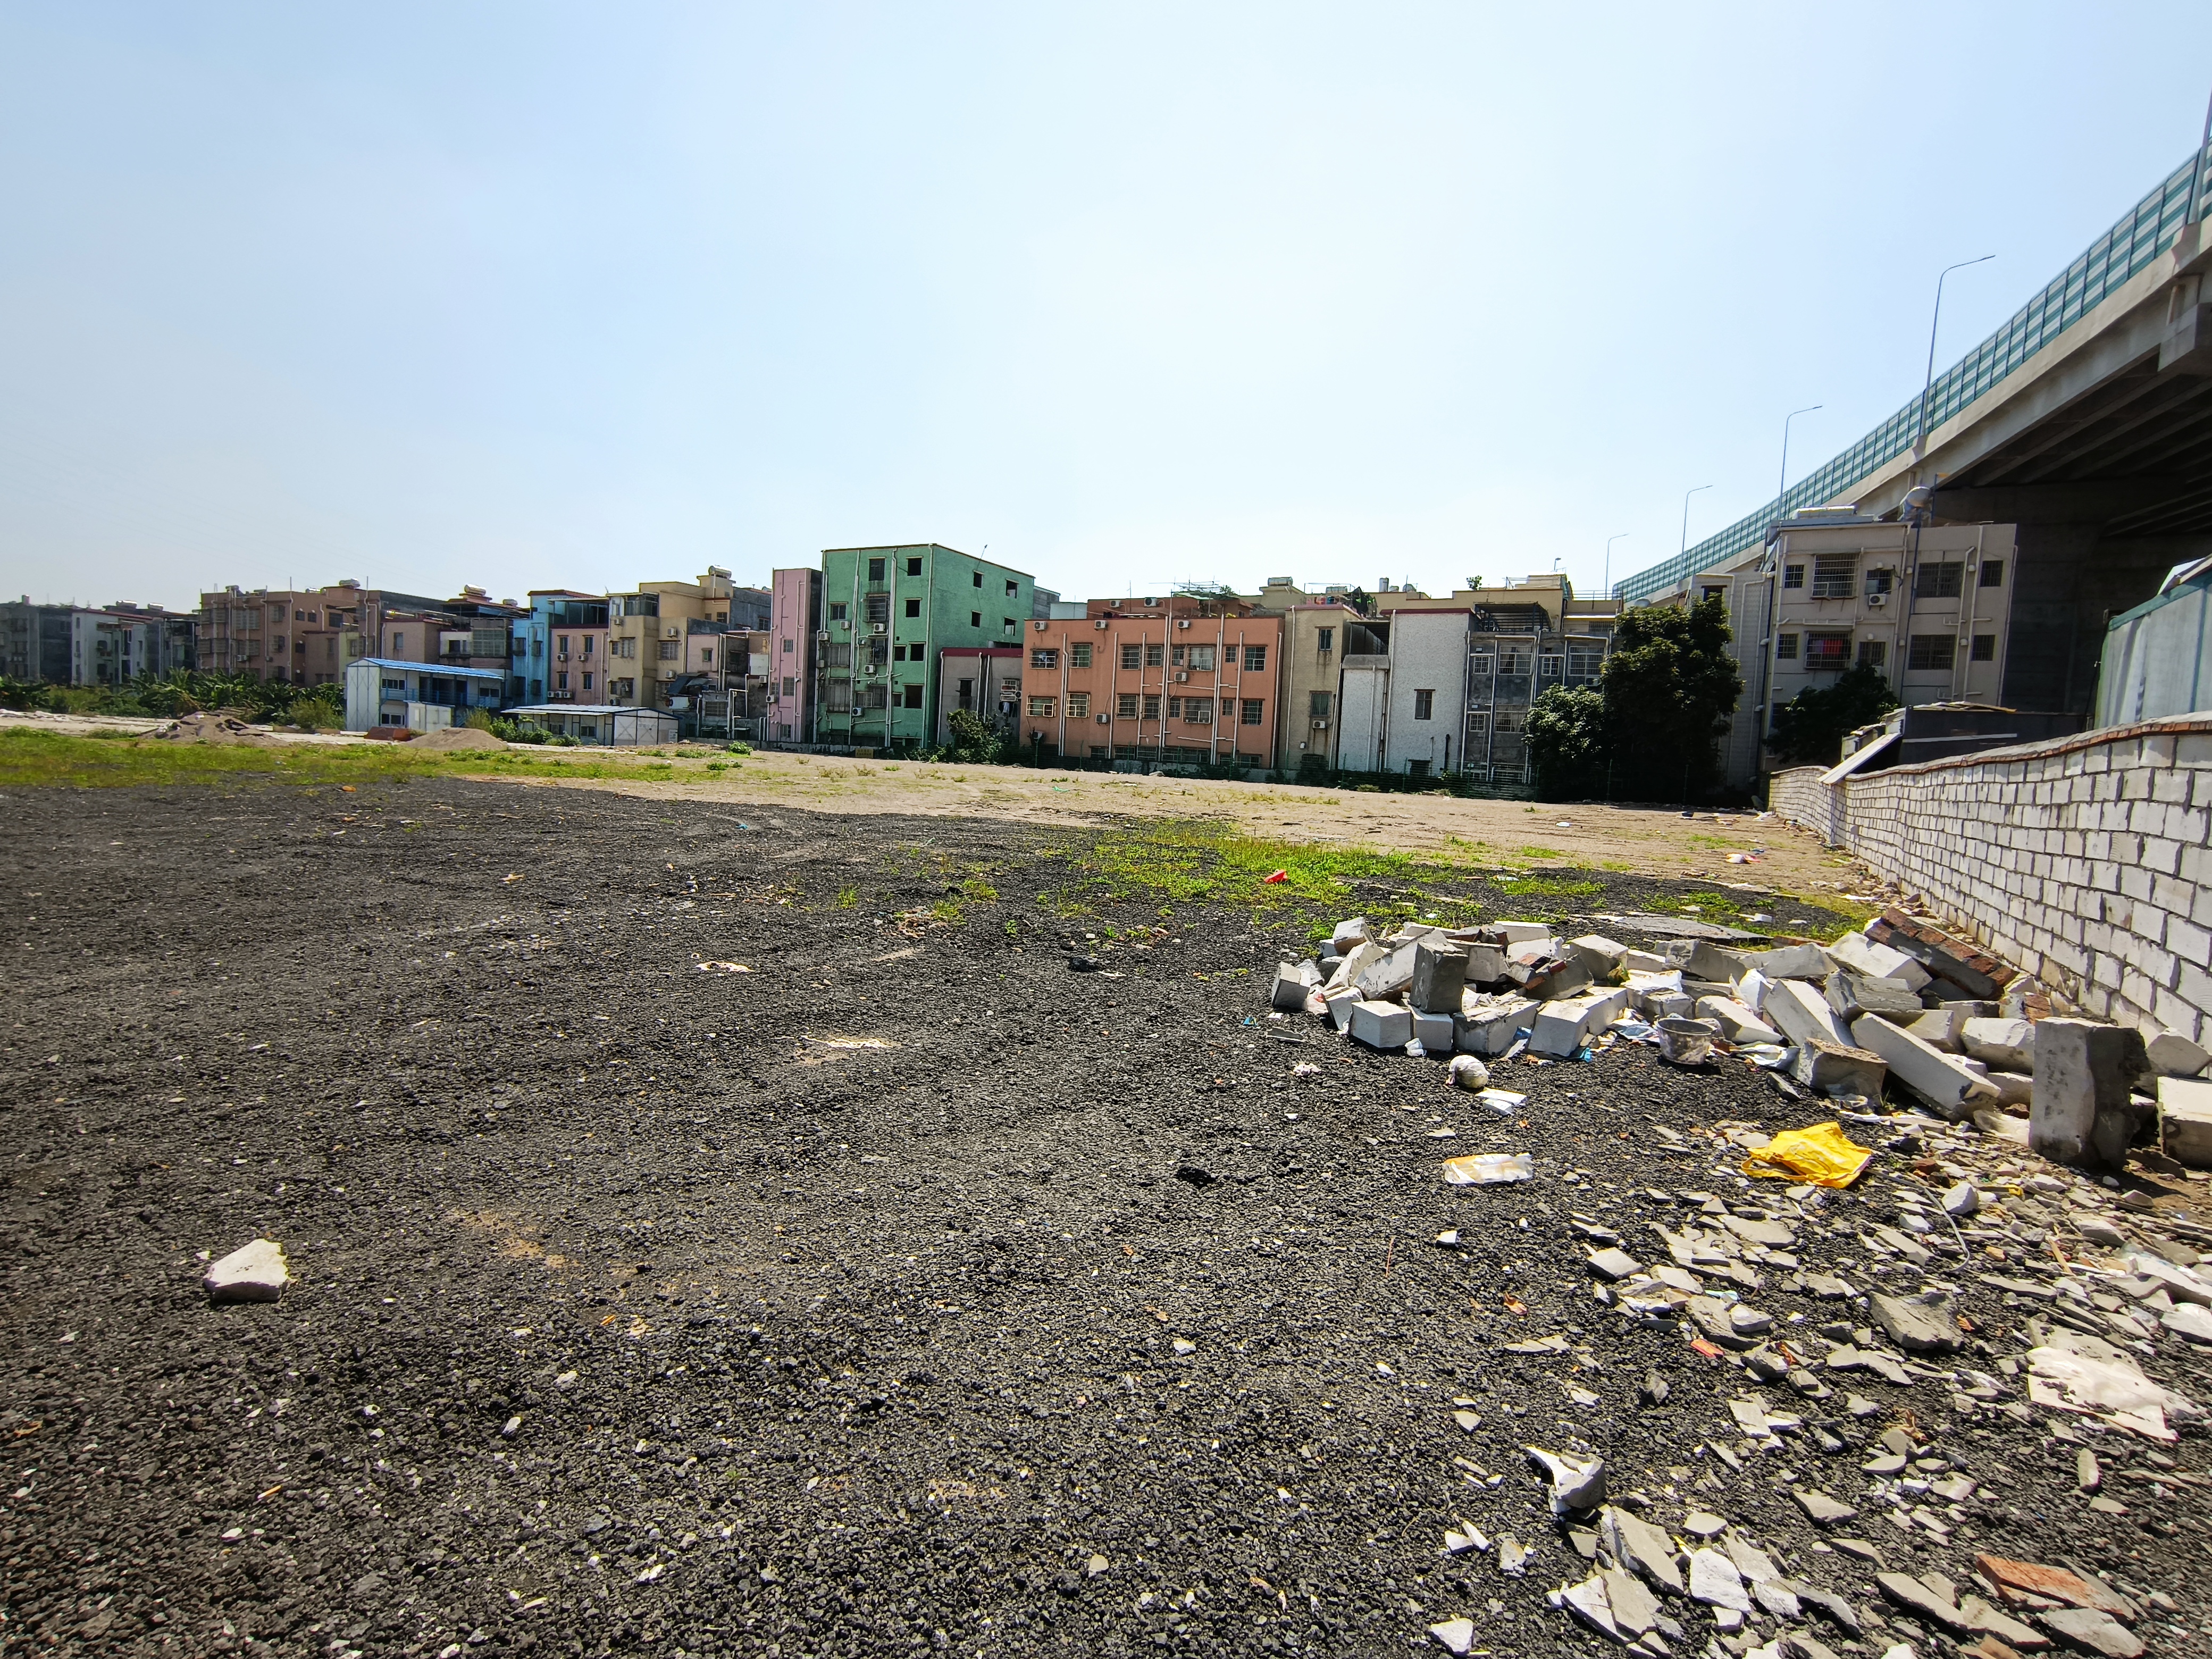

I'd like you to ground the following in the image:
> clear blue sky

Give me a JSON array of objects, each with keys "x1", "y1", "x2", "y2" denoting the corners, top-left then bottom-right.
[{"x1": 3, "y1": 3, "x2": 2208, "y2": 611}]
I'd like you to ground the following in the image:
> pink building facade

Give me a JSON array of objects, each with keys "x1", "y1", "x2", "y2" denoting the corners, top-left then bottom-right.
[{"x1": 765, "y1": 567, "x2": 821, "y2": 743}]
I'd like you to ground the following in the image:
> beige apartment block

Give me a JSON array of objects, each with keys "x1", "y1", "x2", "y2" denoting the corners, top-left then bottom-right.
[{"x1": 607, "y1": 568, "x2": 740, "y2": 708}]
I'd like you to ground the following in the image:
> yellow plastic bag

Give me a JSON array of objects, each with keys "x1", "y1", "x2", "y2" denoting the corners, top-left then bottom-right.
[{"x1": 1741, "y1": 1121, "x2": 1872, "y2": 1188}]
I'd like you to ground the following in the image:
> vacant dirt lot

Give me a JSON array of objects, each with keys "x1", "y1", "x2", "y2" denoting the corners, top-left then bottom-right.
[{"x1": 3, "y1": 777, "x2": 2202, "y2": 1658}]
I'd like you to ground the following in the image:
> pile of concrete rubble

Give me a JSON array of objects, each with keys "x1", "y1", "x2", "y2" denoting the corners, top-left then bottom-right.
[{"x1": 1269, "y1": 909, "x2": 2212, "y2": 1171}]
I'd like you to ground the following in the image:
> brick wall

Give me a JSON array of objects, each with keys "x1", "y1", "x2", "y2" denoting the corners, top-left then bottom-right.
[{"x1": 1768, "y1": 713, "x2": 2212, "y2": 1046}]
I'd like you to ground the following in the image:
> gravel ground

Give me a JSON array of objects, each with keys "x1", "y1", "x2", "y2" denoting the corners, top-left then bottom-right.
[{"x1": 3, "y1": 778, "x2": 2206, "y2": 1658}]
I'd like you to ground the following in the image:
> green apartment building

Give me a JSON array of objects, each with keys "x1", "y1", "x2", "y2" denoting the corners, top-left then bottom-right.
[{"x1": 814, "y1": 544, "x2": 1034, "y2": 750}]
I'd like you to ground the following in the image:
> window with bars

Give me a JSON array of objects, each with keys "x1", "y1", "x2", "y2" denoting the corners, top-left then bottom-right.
[
  {"x1": 1972, "y1": 634, "x2": 1996, "y2": 662},
  {"x1": 1142, "y1": 694, "x2": 1160, "y2": 720},
  {"x1": 1030, "y1": 648, "x2": 1059, "y2": 668},
  {"x1": 1914, "y1": 562, "x2": 1965, "y2": 599},
  {"x1": 1120, "y1": 643, "x2": 1141, "y2": 669},
  {"x1": 1782, "y1": 563, "x2": 1805, "y2": 589},
  {"x1": 1857, "y1": 639, "x2": 1887, "y2": 668},
  {"x1": 1811, "y1": 554, "x2": 1857, "y2": 599},
  {"x1": 1240, "y1": 699, "x2": 1263, "y2": 726},
  {"x1": 1804, "y1": 633, "x2": 1850, "y2": 670},
  {"x1": 1144, "y1": 643, "x2": 1164, "y2": 667},
  {"x1": 1027, "y1": 696, "x2": 1056, "y2": 717},
  {"x1": 1067, "y1": 692, "x2": 1090, "y2": 717},
  {"x1": 1070, "y1": 642, "x2": 1092, "y2": 668},
  {"x1": 1117, "y1": 692, "x2": 1139, "y2": 718},
  {"x1": 1243, "y1": 645, "x2": 1267, "y2": 671},
  {"x1": 1908, "y1": 634, "x2": 1956, "y2": 672},
  {"x1": 1980, "y1": 558, "x2": 2005, "y2": 588}
]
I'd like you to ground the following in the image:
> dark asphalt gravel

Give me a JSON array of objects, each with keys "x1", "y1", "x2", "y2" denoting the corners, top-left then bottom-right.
[{"x1": 2, "y1": 778, "x2": 2203, "y2": 1658}]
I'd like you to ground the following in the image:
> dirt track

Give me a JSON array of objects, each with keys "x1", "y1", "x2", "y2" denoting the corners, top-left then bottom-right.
[{"x1": 3, "y1": 778, "x2": 2203, "y2": 1658}]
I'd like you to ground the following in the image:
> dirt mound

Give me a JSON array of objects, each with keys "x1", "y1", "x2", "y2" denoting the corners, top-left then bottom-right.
[
  {"x1": 410, "y1": 725, "x2": 507, "y2": 751},
  {"x1": 151, "y1": 712, "x2": 276, "y2": 745}
]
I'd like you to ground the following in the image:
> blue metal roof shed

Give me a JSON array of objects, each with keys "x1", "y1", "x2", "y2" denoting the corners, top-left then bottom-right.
[{"x1": 343, "y1": 656, "x2": 508, "y2": 732}]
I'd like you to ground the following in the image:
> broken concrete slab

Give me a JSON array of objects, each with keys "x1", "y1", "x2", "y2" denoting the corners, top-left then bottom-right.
[
  {"x1": 1963, "y1": 1017, "x2": 2035, "y2": 1071},
  {"x1": 1620, "y1": 948, "x2": 1671, "y2": 975},
  {"x1": 1586, "y1": 1247, "x2": 1643, "y2": 1281},
  {"x1": 2157, "y1": 1075, "x2": 2212, "y2": 1169},
  {"x1": 1826, "y1": 971, "x2": 1925, "y2": 1023},
  {"x1": 204, "y1": 1238, "x2": 289, "y2": 1304},
  {"x1": 1794, "y1": 1488, "x2": 1857, "y2": 1524},
  {"x1": 1457, "y1": 996, "x2": 1537, "y2": 1056},
  {"x1": 1687, "y1": 1549, "x2": 1752, "y2": 1613},
  {"x1": 1330, "y1": 917, "x2": 1371, "y2": 955},
  {"x1": 1271, "y1": 962, "x2": 1317, "y2": 1011},
  {"x1": 1902, "y1": 1007, "x2": 1968, "y2": 1051},
  {"x1": 1696, "y1": 996, "x2": 1781, "y2": 1045},
  {"x1": 1745, "y1": 942, "x2": 1831, "y2": 981},
  {"x1": 1354, "y1": 942, "x2": 1420, "y2": 1001},
  {"x1": 1767, "y1": 978, "x2": 1853, "y2": 1050},
  {"x1": 1681, "y1": 940, "x2": 1749, "y2": 984},
  {"x1": 1493, "y1": 919, "x2": 1552, "y2": 945},
  {"x1": 2147, "y1": 1029, "x2": 2210, "y2": 1079},
  {"x1": 1349, "y1": 1000, "x2": 1413, "y2": 1050},
  {"x1": 1568, "y1": 934, "x2": 1629, "y2": 979},
  {"x1": 1460, "y1": 942, "x2": 1510, "y2": 986},
  {"x1": 1853, "y1": 1013, "x2": 1999, "y2": 1120},
  {"x1": 1324, "y1": 987, "x2": 1360, "y2": 1032},
  {"x1": 1529, "y1": 989, "x2": 1631, "y2": 1058},
  {"x1": 1826, "y1": 931, "x2": 1932, "y2": 991},
  {"x1": 2031, "y1": 1018, "x2": 2151, "y2": 1168},
  {"x1": 1410, "y1": 942, "x2": 1470, "y2": 1015},
  {"x1": 2035, "y1": 1607, "x2": 2143, "y2": 1658},
  {"x1": 1790, "y1": 1037, "x2": 1887, "y2": 1099},
  {"x1": 1412, "y1": 1011, "x2": 1454, "y2": 1053},
  {"x1": 1525, "y1": 1447, "x2": 1607, "y2": 1515}
]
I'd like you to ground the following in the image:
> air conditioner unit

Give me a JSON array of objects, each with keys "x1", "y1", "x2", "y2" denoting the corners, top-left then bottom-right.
[
  {"x1": 870, "y1": 623, "x2": 887, "y2": 635},
  {"x1": 1866, "y1": 592, "x2": 1887, "y2": 608},
  {"x1": 1175, "y1": 671, "x2": 1189, "y2": 682},
  {"x1": 816, "y1": 630, "x2": 829, "y2": 640},
  {"x1": 1311, "y1": 718, "x2": 1329, "y2": 730},
  {"x1": 862, "y1": 664, "x2": 876, "y2": 675},
  {"x1": 1094, "y1": 619, "x2": 1108, "y2": 630},
  {"x1": 1177, "y1": 619, "x2": 1192, "y2": 630},
  {"x1": 1096, "y1": 713, "x2": 1109, "y2": 725}
]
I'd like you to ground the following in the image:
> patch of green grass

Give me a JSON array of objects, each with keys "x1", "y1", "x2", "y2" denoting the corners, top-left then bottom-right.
[
  {"x1": 1495, "y1": 875, "x2": 1603, "y2": 898},
  {"x1": 1683, "y1": 833, "x2": 1739, "y2": 850},
  {"x1": 835, "y1": 885, "x2": 859, "y2": 908},
  {"x1": 1513, "y1": 844, "x2": 1563, "y2": 860},
  {"x1": 0, "y1": 730, "x2": 690, "y2": 791}
]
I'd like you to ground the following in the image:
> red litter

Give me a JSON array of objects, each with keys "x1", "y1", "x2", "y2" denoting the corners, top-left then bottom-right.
[{"x1": 1261, "y1": 870, "x2": 1288, "y2": 884}]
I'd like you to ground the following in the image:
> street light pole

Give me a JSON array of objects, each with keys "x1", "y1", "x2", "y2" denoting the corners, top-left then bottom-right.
[
  {"x1": 1779, "y1": 405, "x2": 1822, "y2": 506},
  {"x1": 1604, "y1": 533, "x2": 1627, "y2": 600},
  {"x1": 1680, "y1": 484, "x2": 1714, "y2": 558},
  {"x1": 1913, "y1": 255, "x2": 1995, "y2": 463}
]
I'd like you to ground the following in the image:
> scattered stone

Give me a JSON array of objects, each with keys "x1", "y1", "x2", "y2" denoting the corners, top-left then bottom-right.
[
  {"x1": 1350, "y1": 999, "x2": 1414, "y2": 1050},
  {"x1": 1271, "y1": 962, "x2": 1317, "y2": 1011},
  {"x1": 1869, "y1": 1291, "x2": 1963, "y2": 1354},
  {"x1": 1448, "y1": 1053, "x2": 1491, "y2": 1092},
  {"x1": 1877, "y1": 1571, "x2": 1970, "y2": 1630},
  {"x1": 1498, "y1": 1535, "x2": 1530, "y2": 1576},
  {"x1": 1943, "y1": 1179, "x2": 1981, "y2": 1218},
  {"x1": 2035, "y1": 1608, "x2": 2142, "y2": 1658},
  {"x1": 203, "y1": 1238, "x2": 289, "y2": 1304},
  {"x1": 1526, "y1": 1447, "x2": 1607, "y2": 1515},
  {"x1": 1853, "y1": 1012, "x2": 1998, "y2": 1119},
  {"x1": 1603, "y1": 1567, "x2": 1661, "y2": 1636},
  {"x1": 1444, "y1": 1152, "x2": 1534, "y2": 1186},
  {"x1": 1688, "y1": 1549, "x2": 1752, "y2": 1613},
  {"x1": 2157, "y1": 1075, "x2": 2212, "y2": 1169},
  {"x1": 1600, "y1": 1506, "x2": 1685, "y2": 1595},
  {"x1": 1963, "y1": 1017, "x2": 2036, "y2": 1071},
  {"x1": 1794, "y1": 1488, "x2": 1857, "y2": 1524},
  {"x1": 1682, "y1": 1511, "x2": 1727, "y2": 1539},
  {"x1": 1587, "y1": 1247, "x2": 1643, "y2": 1281},
  {"x1": 1640, "y1": 1371, "x2": 1670, "y2": 1405},
  {"x1": 1086, "y1": 1553, "x2": 1110, "y2": 1577},
  {"x1": 2075, "y1": 1448, "x2": 2100, "y2": 1490},
  {"x1": 1428, "y1": 1616, "x2": 1477, "y2": 1655}
]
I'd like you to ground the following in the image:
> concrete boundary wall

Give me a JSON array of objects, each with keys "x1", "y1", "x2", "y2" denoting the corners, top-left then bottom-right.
[{"x1": 1769, "y1": 712, "x2": 2212, "y2": 1046}]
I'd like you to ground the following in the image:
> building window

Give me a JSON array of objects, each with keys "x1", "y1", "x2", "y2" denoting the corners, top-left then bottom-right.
[
  {"x1": 1413, "y1": 689, "x2": 1435, "y2": 719},
  {"x1": 1804, "y1": 633, "x2": 1850, "y2": 670},
  {"x1": 1567, "y1": 649, "x2": 1603, "y2": 677},
  {"x1": 1004, "y1": 580, "x2": 1018, "y2": 598},
  {"x1": 1537, "y1": 653, "x2": 1563, "y2": 676},
  {"x1": 1811, "y1": 554, "x2": 1856, "y2": 599},
  {"x1": 904, "y1": 598, "x2": 921, "y2": 618},
  {"x1": 700, "y1": 646, "x2": 715, "y2": 665},
  {"x1": 1187, "y1": 644, "x2": 1216, "y2": 671},
  {"x1": 1243, "y1": 645, "x2": 1267, "y2": 671},
  {"x1": 1067, "y1": 692, "x2": 1090, "y2": 717},
  {"x1": 1142, "y1": 694, "x2": 1161, "y2": 720},
  {"x1": 583, "y1": 636, "x2": 594, "y2": 656},
  {"x1": 1408, "y1": 759, "x2": 1431, "y2": 778},
  {"x1": 972, "y1": 572, "x2": 982, "y2": 588},
  {"x1": 1116, "y1": 692, "x2": 1139, "y2": 718},
  {"x1": 1120, "y1": 643, "x2": 1142, "y2": 669},
  {"x1": 902, "y1": 683, "x2": 923, "y2": 709},
  {"x1": 906, "y1": 556, "x2": 923, "y2": 577},
  {"x1": 1700, "y1": 585, "x2": 1725, "y2": 603},
  {"x1": 1971, "y1": 633, "x2": 1997, "y2": 662},
  {"x1": 1907, "y1": 634, "x2": 1956, "y2": 672},
  {"x1": 1185, "y1": 699, "x2": 1212, "y2": 725},
  {"x1": 1494, "y1": 709, "x2": 1523, "y2": 734},
  {"x1": 1002, "y1": 617, "x2": 1017, "y2": 634},
  {"x1": 1856, "y1": 639, "x2": 1887, "y2": 668},
  {"x1": 657, "y1": 641, "x2": 678, "y2": 660},
  {"x1": 1469, "y1": 652, "x2": 1495, "y2": 675},
  {"x1": 1144, "y1": 642, "x2": 1164, "y2": 667},
  {"x1": 1316, "y1": 627, "x2": 1335, "y2": 653},
  {"x1": 866, "y1": 593, "x2": 890, "y2": 625},
  {"x1": 1241, "y1": 698, "x2": 1262, "y2": 726},
  {"x1": 582, "y1": 672, "x2": 594, "y2": 690},
  {"x1": 1309, "y1": 690, "x2": 1332, "y2": 718},
  {"x1": 867, "y1": 557, "x2": 886, "y2": 582},
  {"x1": 1914, "y1": 562, "x2": 1965, "y2": 599},
  {"x1": 1773, "y1": 633, "x2": 1799, "y2": 660},
  {"x1": 1980, "y1": 559, "x2": 2004, "y2": 588},
  {"x1": 556, "y1": 634, "x2": 569, "y2": 657},
  {"x1": 1027, "y1": 696, "x2": 1057, "y2": 718},
  {"x1": 1069, "y1": 642, "x2": 1092, "y2": 668},
  {"x1": 613, "y1": 677, "x2": 635, "y2": 698},
  {"x1": 1497, "y1": 649, "x2": 1531, "y2": 674},
  {"x1": 1030, "y1": 648, "x2": 1059, "y2": 668},
  {"x1": 861, "y1": 684, "x2": 887, "y2": 709},
  {"x1": 829, "y1": 603, "x2": 847, "y2": 622},
  {"x1": 970, "y1": 611, "x2": 982, "y2": 627},
  {"x1": 556, "y1": 671, "x2": 568, "y2": 691}
]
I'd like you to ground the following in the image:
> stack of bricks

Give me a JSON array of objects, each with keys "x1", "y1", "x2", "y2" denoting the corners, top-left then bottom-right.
[{"x1": 1768, "y1": 711, "x2": 2212, "y2": 1048}]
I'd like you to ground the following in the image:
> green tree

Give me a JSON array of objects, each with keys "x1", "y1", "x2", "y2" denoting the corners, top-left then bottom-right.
[
  {"x1": 944, "y1": 707, "x2": 1004, "y2": 763},
  {"x1": 1523, "y1": 684, "x2": 1607, "y2": 800},
  {"x1": 1766, "y1": 662, "x2": 1899, "y2": 768},
  {"x1": 1599, "y1": 594, "x2": 1742, "y2": 801}
]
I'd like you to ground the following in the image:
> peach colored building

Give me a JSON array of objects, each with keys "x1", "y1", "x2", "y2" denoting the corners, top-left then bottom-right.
[{"x1": 1018, "y1": 596, "x2": 1281, "y2": 766}]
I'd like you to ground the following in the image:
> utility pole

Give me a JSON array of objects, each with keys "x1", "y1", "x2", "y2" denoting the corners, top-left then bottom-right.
[
  {"x1": 1680, "y1": 485, "x2": 1714, "y2": 558},
  {"x1": 1913, "y1": 256, "x2": 1994, "y2": 464},
  {"x1": 1604, "y1": 534, "x2": 1627, "y2": 601}
]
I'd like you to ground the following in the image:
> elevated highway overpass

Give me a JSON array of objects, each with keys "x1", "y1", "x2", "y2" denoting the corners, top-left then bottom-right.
[{"x1": 1620, "y1": 139, "x2": 2212, "y2": 716}]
